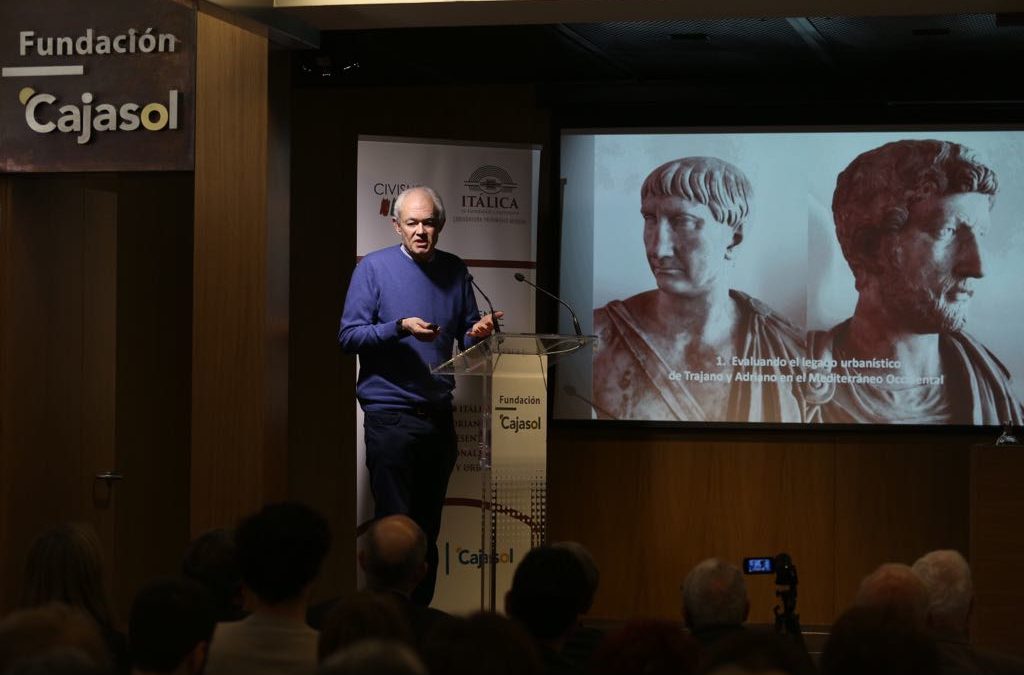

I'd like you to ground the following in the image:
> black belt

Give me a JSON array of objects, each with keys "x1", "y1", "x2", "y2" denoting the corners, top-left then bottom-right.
[{"x1": 407, "y1": 403, "x2": 450, "y2": 418}]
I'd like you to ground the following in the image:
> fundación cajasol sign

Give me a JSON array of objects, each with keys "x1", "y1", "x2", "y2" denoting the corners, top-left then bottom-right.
[{"x1": 0, "y1": 0, "x2": 196, "y2": 172}]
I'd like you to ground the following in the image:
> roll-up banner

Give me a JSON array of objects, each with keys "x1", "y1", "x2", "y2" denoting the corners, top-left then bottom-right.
[{"x1": 355, "y1": 136, "x2": 541, "y2": 612}]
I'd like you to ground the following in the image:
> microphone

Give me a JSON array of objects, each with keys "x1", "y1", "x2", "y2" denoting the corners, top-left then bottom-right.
[
  {"x1": 565, "y1": 385, "x2": 617, "y2": 419},
  {"x1": 468, "y1": 273, "x2": 501, "y2": 334},
  {"x1": 514, "y1": 272, "x2": 582, "y2": 337}
]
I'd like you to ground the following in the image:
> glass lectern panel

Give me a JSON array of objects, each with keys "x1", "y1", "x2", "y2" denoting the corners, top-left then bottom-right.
[{"x1": 432, "y1": 333, "x2": 596, "y2": 376}]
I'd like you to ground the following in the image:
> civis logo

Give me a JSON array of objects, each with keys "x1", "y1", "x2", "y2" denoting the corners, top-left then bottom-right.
[
  {"x1": 373, "y1": 182, "x2": 415, "y2": 219},
  {"x1": 462, "y1": 165, "x2": 519, "y2": 209},
  {"x1": 19, "y1": 86, "x2": 179, "y2": 145}
]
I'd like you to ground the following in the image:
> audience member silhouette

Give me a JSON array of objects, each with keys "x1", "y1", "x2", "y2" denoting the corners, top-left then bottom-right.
[
  {"x1": 360, "y1": 515, "x2": 451, "y2": 642},
  {"x1": 0, "y1": 603, "x2": 110, "y2": 675},
  {"x1": 420, "y1": 612, "x2": 542, "y2": 675},
  {"x1": 181, "y1": 529, "x2": 245, "y2": 623},
  {"x1": 317, "y1": 591, "x2": 414, "y2": 663},
  {"x1": 821, "y1": 605, "x2": 939, "y2": 675},
  {"x1": 20, "y1": 523, "x2": 129, "y2": 674},
  {"x1": 682, "y1": 559, "x2": 750, "y2": 649},
  {"x1": 316, "y1": 639, "x2": 426, "y2": 675},
  {"x1": 912, "y1": 549, "x2": 1024, "y2": 675},
  {"x1": 592, "y1": 619, "x2": 701, "y2": 675},
  {"x1": 128, "y1": 578, "x2": 215, "y2": 675},
  {"x1": 204, "y1": 501, "x2": 331, "y2": 675},
  {"x1": 697, "y1": 629, "x2": 816, "y2": 675},
  {"x1": 551, "y1": 541, "x2": 605, "y2": 672},
  {"x1": 506, "y1": 546, "x2": 590, "y2": 674},
  {"x1": 854, "y1": 562, "x2": 929, "y2": 626}
]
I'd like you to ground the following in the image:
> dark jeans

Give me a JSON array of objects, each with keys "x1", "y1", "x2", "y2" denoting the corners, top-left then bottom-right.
[{"x1": 364, "y1": 406, "x2": 458, "y2": 606}]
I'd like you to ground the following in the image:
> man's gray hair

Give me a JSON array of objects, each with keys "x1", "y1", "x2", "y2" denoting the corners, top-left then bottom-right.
[
  {"x1": 911, "y1": 549, "x2": 972, "y2": 634},
  {"x1": 392, "y1": 186, "x2": 446, "y2": 227},
  {"x1": 682, "y1": 558, "x2": 748, "y2": 629},
  {"x1": 854, "y1": 562, "x2": 929, "y2": 627}
]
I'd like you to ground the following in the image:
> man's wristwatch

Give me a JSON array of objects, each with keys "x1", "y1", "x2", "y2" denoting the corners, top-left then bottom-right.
[{"x1": 396, "y1": 318, "x2": 408, "y2": 336}]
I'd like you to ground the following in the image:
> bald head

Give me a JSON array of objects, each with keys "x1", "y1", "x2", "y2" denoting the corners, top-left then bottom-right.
[
  {"x1": 360, "y1": 516, "x2": 428, "y2": 596},
  {"x1": 682, "y1": 558, "x2": 749, "y2": 631},
  {"x1": 911, "y1": 550, "x2": 972, "y2": 639},
  {"x1": 854, "y1": 563, "x2": 928, "y2": 626}
]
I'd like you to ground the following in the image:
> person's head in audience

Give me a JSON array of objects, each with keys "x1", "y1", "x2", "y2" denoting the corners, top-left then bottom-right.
[
  {"x1": 235, "y1": 501, "x2": 331, "y2": 616},
  {"x1": 854, "y1": 562, "x2": 928, "y2": 626},
  {"x1": 181, "y1": 528, "x2": 244, "y2": 623},
  {"x1": 0, "y1": 603, "x2": 110, "y2": 674},
  {"x1": 820, "y1": 605, "x2": 939, "y2": 675},
  {"x1": 3, "y1": 647, "x2": 107, "y2": 675},
  {"x1": 20, "y1": 523, "x2": 116, "y2": 633},
  {"x1": 682, "y1": 559, "x2": 749, "y2": 639},
  {"x1": 359, "y1": 515, "x2": 428, "y2": 597},
  {"x1": 551, "y1": 541, "x2": 600, "y2": 614},
  {"x1": 592, "y1": 620, "x2": 700, "y2": 675},
  {"x1": 129, "y1": 578, "x2": 216, "y2": 675},
  {"x1": 505, "y1": 545, "x2": 589, "y2": 650},
  {"x1": 420, "y1": 612, "x2": 542, "y2": 675},
  {"x1": 697, "y1": 630, "x2": 816, "y2": 675},
  {"x1": 316, "y1": 639, "x2": 426, "y2": 675},
  {"x1": 911, "y1": 549, "x2": 973, "y2": 641},
  {"x1": 317, "y1": 591, "x2": 414, "y2": 663}
]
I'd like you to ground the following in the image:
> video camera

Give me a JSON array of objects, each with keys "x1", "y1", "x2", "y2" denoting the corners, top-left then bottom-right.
[{"x1": 742, "y1": 553, "x2": 803, "y2": 647}]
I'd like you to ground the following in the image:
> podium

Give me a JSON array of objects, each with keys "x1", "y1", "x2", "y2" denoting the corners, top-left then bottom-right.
[{"x1": 434, "y1": 333, "x2": 595, "y2": 610}]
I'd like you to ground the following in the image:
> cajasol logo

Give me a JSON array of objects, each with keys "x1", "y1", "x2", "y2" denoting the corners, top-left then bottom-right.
[
  {"x1": 499, "y1": 414, "x2": 541, "y2": 433},
  {"x1": 445, "y1": 545, "x2": 515, "y2": 572},
  {"x1": 19, "y1": 86, "x2": 180, "y2": 145}
]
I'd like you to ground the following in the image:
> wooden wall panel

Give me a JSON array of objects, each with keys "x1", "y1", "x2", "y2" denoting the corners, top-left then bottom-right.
[
  {"x1": 832, "y1": 435, "x2": 971, "y2": 613},
  {"x1": 548, "y1": 428, "x2": 835, "y2": 625},
  {"x1": 112, "y1": 173, "x2": 194, "y2": 617},
  {"x1": 191, "y1": 11, "x2": 285, "y2": 534},
  {"x1": 0, "y1": 177, "x2": 118, "y2": 612},
  {"x1": 970, "y1": 446, "x2": 1024, "y2": 657},
  {"x1": 548, "y1": 427, "x2": 982, "y2": 629}
]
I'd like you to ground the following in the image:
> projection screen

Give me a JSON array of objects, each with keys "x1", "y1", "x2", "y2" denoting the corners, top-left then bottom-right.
[{"x1": 555, "y1": 129, "x2": 1024, "y2": 426}]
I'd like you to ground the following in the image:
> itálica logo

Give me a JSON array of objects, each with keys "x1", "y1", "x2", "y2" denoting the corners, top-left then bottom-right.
[{"x1": 462, "y1": 165, "x2": 519, "y2": 209}]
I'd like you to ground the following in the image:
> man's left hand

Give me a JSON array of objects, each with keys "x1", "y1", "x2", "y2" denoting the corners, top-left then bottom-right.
[{"x1": 467, "y1": 311, "x2": 505, "y2": 338}]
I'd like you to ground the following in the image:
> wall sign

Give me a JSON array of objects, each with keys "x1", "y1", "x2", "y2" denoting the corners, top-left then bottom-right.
[{"x1": 0, "y1": 0, "x2": 195, "y2": 172}]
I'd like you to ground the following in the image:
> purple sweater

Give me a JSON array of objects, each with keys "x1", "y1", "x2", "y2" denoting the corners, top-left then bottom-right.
[{"x1": 339, "y1": 245, "x2": 481, "y2": 410}]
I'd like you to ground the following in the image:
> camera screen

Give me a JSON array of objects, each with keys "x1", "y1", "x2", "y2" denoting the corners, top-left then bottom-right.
[{"x1": 743, "y1": 557, "x2": 775, "y2": 574}]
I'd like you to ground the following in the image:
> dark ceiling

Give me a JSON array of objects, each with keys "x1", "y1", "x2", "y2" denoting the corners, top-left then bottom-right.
[{"x1": 295, "y1": 13, "x2": 1024, "y2": 123}]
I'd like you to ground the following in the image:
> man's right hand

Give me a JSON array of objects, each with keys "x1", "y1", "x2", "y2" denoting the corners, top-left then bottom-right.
[{"x1": 401, "y1": 317, "x2": 441, "y2": 342}]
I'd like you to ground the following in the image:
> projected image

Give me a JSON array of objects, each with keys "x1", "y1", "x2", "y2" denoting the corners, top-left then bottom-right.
[
  {"x1": 591, "y1": 156, "x2": 805, "y2": 423},
  {"x1": 558, "y1": 130, "x2": 1024, "y2": 426}
]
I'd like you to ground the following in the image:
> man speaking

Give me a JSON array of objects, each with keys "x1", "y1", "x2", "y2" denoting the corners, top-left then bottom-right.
[{"x1": 340, "y1": 186, "x2": 500, "y2": 605}]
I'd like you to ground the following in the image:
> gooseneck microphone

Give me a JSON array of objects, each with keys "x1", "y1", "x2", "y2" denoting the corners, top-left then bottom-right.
[
  {"x1": 468, "y1": 273, "x2": 501, "y2": 334},
  {"x1": 514, "y1": 272, "x2": 582, "y2": 337}
]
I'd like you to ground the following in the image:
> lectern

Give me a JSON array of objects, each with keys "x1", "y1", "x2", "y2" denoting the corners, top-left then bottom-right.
[{"x1": 434, "y1": 332, "x2": 595, "y2": 610}]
